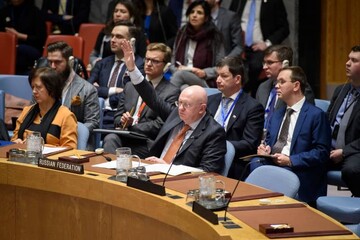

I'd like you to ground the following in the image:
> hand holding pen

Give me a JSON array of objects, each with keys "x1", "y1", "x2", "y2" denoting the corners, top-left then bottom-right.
[{"x1": 121, "y1": 107, "x2": 135, "y2": 130}]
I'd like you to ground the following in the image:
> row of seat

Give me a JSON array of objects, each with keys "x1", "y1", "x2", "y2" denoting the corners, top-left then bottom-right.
[{"x1": 0, "y1": 23, "x2": 105, "y2": 74}]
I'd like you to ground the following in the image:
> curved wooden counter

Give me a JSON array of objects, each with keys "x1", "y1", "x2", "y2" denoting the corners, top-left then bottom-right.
[{"x1": 0, "y1": 157, "x2": 357, "y2": 240}]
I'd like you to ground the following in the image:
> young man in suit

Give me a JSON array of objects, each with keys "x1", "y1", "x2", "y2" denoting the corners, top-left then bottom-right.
[
  {"x1": 88, "y1": 21, "x2": 144, "y2": 129},
  {"x1": 256, "y1": 45, "x2": 315, "y2": 129},
  {"x1": 328, "y1": 45, "x2": 360, "y2": 197},
  {"x1": 253, "y1": 66, "x2": 331, "y2": 206},
  {"x1": 119, "y1": 38, "x2": 227, "y2": 173},
  {"x1": 207, "y1": 56, "x2": 264, "y2": 179},
  {"x1": 47, "y1": 41, "x2": 100, "y2": 134},
  {"x1": 230, "y1": 0, "x2": 290, "y2": 96},
  {"x1": 102, "y1": 43, "x2": 180, "y2": 158}
]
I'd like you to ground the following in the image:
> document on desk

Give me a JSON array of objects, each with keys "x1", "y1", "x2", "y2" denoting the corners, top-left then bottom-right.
[
  {"x1": 92, "y1": 161, "x2": 148, "y2": 169},
  {"x1": 43, "y1": 146, "x2": 71, "y2": 156},
  {"x1": 145, "y1": 164, "x2": 204, "y2": 176}
]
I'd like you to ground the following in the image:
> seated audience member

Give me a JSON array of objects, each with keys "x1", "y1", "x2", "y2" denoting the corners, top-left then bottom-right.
[
  {"x1": 0, "y1": 0, "x2": 46, "y2": 75},
  {"x1": 170, "y1": 0, "x2": 225, "y2": 89},
  {"x1": 46, "y1": 41, "x2": 100, "y2": 134},
  {"x1": 103, "y1": 43, "x2": 180, "y2": 158},
  {"x1": 120, "y1": 38, "x2": 227, "y2": 173},
  {"x1": 207, "y1": 56, "x2": 264, "y2": 179},
  {"x1": 12, "y1": 67, "x2": 77, "y2": 148},
  {"x1": 89, "y1": 0, "x2": 146, "y2": 68},
  {"x1": 256, "y1": 45, "x2": 315, "y2": 129},
  {"x1": 41, "y1": 0, "x2": 90, "y2": 35},
  {"x1": 328, "y1": 45, "x2": 360, "y2": 197},
  {"x1": 88, "y1": 21, "x2": 144, "y2": 129},
  {"x1": 133, "y1": 0, "x2": 178, "y2": 47},
  {"x1": 252, "y1": 66, "x2": 331, "y2": 206}
]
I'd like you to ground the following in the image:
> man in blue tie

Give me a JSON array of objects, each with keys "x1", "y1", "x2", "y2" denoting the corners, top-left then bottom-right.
[{"x1": 256, "y1": 45, "x2": 315, "y2": 129}]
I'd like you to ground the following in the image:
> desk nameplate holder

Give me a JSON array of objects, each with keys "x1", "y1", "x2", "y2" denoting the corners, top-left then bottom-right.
[
  {"x1": 127, "y1": 177, "x2": 166, "y2": 196},
  {"x1": 38, "y1": 158, "x2": 84, "y2": 174},
  {"x1": 192, "y1": 201, "x2": 218, "y2": 225}
]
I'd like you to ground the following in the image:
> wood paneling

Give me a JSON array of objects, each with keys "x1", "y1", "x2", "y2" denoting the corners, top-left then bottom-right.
[{"x1": 320, "y1": 0, "x2": 360, "y2": 98}]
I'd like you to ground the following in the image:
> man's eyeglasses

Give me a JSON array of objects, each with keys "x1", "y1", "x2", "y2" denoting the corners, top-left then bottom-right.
[
  {"x1": 175, "y1": 101, "x2": 192, "y2": 109},
  {"x1": 144, "y1": 57, "x2": 165, "y2": 66},
  {"x1": 263, "y1": 60, "x2": 282, "y2": 66}
]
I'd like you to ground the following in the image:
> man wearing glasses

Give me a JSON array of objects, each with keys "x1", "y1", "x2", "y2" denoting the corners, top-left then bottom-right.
[
  {"x1": 253, "y1": 66, "x2": 331, "y2": 206},
  {"x1": 256, "y1": 45, "x2": 314, "y2": 130},
  {"x1": 88, "y1": 21, "x2": 144, "y2": 129},
  {"x1": 118, "y1": 39, "x2": 227, "y2": 173},
  {"x1": 102, "y1": 43, "x2": 180, "y2": 158}
]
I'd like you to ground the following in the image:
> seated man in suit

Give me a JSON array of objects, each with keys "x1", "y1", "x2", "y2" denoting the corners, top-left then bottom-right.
[
  {"x1": 252, "y1": 66, "x2": 331, "y2": 206},
  {"x1": 88, "y1": 20, "x2": 144, "y2": 129},
  {"x1": 119, "y1": 38, "x2": 227, "y2": 173},
  {"x1": 46, "y1": 41, "x2": 100, "y2": 134},
  {"x1": 103, "y1": 43, "x2": 180, "y2": 158},
  {"x1": 328, "y1": 45, "x2": 360, "y2": 197},
  {"x1": 207, "y1": 56, "x2": 264, "y2": 179},
  {"x1": 256, "y1": 45, "x2": 315, "y2": 129}
]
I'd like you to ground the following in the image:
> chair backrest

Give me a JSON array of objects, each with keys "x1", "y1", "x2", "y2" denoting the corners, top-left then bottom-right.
[
  {"x1": 204, "y1": 88, "x2": 220, "y2": 96},
  {"x1": 0, "y1": 32, "x2": 17, "y2": 74},
  {"x1": 78, "y1": 23, "x2": 105, "y2": 67},
  {"x1": 245, "y1": 165, "x2": 300, "y2": 198},
  {"x1": 45, "y1": 21, "x2": 53, "y2": 36},
  {"x1": 43, "y1": 35, "x2": 84, "y2": 59},
  {"x1": 0, "y1": 75, "x2": 33, "y2": 100},
  {"x1": 94, "y1": 97, "x2": 105, "y2": 149},
  {"x1": 315, "y1": 99, "x2": 330, "y2": 112},
  {"x1": 0, "y1": 90, "x2": 5, "y2": 120},
  {"x1": 221, "y1": 141, "x2": 235, "y2": 176},
  {"x1": 77, "y1": 122, "x2": 89, "y2": 150}
]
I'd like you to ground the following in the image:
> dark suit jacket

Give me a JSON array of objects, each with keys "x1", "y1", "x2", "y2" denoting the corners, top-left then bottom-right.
[
  {"x1": 231, "y1": 0, "x2": 289, "y2": 44},
  {"x1": 133, "y1": 80, "x2": 227, "y2": 173},
  {"x1": 328, "y1": 83, "x2": 360, "y2": 158},
  {"x1": 216, "y1": 7, "x2": 243, "y2": 57},
  {"x1": 256, "y1": 78, "x2": 315, "y2": 110},
  {"x1": 208, "y1": 91, "x2": 264, "y2": 160},
  {"x1": 88, "y1": 54, "x2": 144, "y2": 107},
  {"x1": 266, "y1": 101, "x2": 331, "y2": 203},
  {"x1": 114, "y1": 78, "x2": 180, "y2": 140}
]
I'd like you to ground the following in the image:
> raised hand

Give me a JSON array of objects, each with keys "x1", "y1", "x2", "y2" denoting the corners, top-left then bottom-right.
[{"x1": 119, "y1": 39, "x2": 136, "y2": 71}]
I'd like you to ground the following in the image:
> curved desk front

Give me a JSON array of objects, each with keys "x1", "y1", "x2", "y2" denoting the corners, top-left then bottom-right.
[{"x1": 0, "y1": 153, "x2": 357, "y2": 240}]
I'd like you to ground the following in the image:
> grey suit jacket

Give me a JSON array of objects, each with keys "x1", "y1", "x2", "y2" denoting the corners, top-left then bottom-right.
[
  {"x1": 256, "y1": 78, "x2": 315, "y2": 110},
  {"x1": 63, "y1": 73, "x2": 100, "y2": 131},
  {"x1": 114, "y1": 78, "x2": 180, "y2": 140}
]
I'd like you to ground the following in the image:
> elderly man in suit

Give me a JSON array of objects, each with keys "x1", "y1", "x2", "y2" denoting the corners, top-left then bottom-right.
[
  {"x1": 88, "y1": 21, "x2": 144, "y2": 129},
  {"x1": 120, "y1": 38, "x2": 227, "y2": 173},
  {"x1": 208, "y1": 56, "x2": 264, "y2": 179},
  {"x1": 47, "y1": 41, "x2": 100, "y2": 133},
  {"x1": 328, "y1": 45, "x2": 360, "y2": 197},
  {"x1": 103, "y1": 43, "x2": 180, "y2": 158},
  {"x1": 230, "y1": 0, "x2": 290, "y2": 97},
  {"x1": 256, "y1": 45, "x2": 314, "y2": 129},
  {"x1": 252, "y1": 66, "x2": 331, "y2": 206}
]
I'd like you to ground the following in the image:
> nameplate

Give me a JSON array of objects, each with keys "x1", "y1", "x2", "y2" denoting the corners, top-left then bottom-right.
[
  {"x1": 127, "y1": 177, "x2": 166, "y2": 196},
  {"x1": 192, "y1": 201, "x2": 218, "y2": 225},
  {"x1": 38, "y1": 158, "x2": 84, "y2": 174}
]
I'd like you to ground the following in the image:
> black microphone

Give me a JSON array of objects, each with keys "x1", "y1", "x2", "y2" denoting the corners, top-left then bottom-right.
[
  {"x1": 162, "y1": 146, "x2": 183, "y2": 187},
  {"x1": 223, "y1": 158, "x2": 265, "y2": 221}
]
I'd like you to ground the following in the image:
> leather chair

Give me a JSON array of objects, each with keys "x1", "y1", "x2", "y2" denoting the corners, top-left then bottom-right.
[
  {"x1": 78, "y1": 23, "x2": 105, "y2": 67},
  {"x1": 221, "y1": 141, "x2": 235, "y2": 176},
  {"x1": 77, "y1": 122, "x2": 89, "y2": 150},
  {"x1": 0, "y1": 32, "x2": 17, "y2": 74},
  {"x1": 43, "y1": 35, "x2": 84, "y2": 59}
]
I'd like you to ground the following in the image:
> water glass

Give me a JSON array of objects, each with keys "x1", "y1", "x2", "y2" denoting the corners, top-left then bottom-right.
[
  {"x1": 26, "y1": 131, "x2": 44, "y2": 161},
  {"x1": 198, "y1": 174, "x2": 225, "y2": 209},
  {"x1": 115, "y1": 147, "x2": 132, "y2": 182}
]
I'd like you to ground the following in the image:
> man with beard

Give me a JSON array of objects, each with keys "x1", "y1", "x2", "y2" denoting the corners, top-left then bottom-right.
[
  {"x1": 46, "y1": 41, "x2": 100, "y2": 140},
  {"x1": 88, "y1": 20, "x2": 144, "y2": 129}
]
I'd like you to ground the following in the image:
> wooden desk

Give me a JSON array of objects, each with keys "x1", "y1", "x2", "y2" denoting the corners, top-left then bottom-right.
[{"x1": 0, "y1": 150, "x2": 358, "y2": 240}]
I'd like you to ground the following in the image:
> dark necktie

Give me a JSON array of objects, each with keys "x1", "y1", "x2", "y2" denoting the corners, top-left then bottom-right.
[
  {"x1": 163, "y1": 124, "x2": 190, "y2": 163},
  {"x1": 108, "y1": 60, "x2": 121, "y2": 87},
  {"x1": 272, "y1": 108, "x2": 294, "y2": 154}
]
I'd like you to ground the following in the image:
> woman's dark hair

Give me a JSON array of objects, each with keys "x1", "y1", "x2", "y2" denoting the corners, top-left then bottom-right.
[
  {"x1": 185, "y1": 0, "x2": 211, "y2": 20},
  {"x1": 104, "y1": 0, "x2": 141, "y2": 35},
  {"x1": 28, "y1": 67, "x2": 64, "y2": 101}
]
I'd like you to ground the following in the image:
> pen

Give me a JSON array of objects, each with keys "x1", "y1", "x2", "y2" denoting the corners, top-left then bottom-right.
[{"x1": 122, "y1": 107, "x2": 135, "y2": 130}]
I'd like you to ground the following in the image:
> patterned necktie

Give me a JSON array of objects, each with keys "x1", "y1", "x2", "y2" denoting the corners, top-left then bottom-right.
[
  {"x1": 272, "y1": 108, "x2": 294, "y2": 154},
  {"x1": 163, "y1": 124, "x2": 191, "y2": 163},
  {"x1": 108, "y1": 60, "x2": 121, "y2": 87},
  {"x1": 245, "y1": 0, "x2": 256, "y2": 46}
]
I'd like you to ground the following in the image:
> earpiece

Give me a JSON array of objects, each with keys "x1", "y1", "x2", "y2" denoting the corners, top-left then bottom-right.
[
  {"x1": 163, "y1": 62, "x2": 171, "y2": 73},
  {"x1": 282, "y1": 60, "x2": 289, "y2": 68},
  {"x1": 69, "y1": 56, "x2": 75, "y2": 68}
]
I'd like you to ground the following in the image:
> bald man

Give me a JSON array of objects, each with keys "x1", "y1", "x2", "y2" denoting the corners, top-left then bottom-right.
[{"x1": 120, "y1": 39, "x2": 226, "y2": 173}]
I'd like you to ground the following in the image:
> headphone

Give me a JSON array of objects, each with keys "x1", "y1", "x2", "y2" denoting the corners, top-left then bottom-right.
[
  {"x1": 282, "y1": 60, "x2": 289, "y2": 68},
  {"x1": 163, "y1": 62, "x2": 171, "y2": 73}
]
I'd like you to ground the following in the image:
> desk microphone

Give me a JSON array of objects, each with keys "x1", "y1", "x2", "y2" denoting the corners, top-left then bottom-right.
[
  {"x1": 162, "y1": 147, "x2": 183, "y2": 187},
  {"x1": 223, "y1": 158, "x2": 265, "y2": 221}
]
